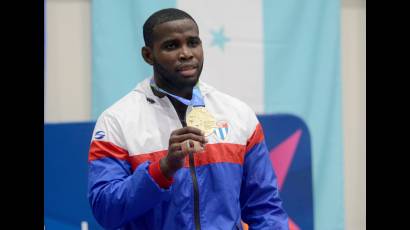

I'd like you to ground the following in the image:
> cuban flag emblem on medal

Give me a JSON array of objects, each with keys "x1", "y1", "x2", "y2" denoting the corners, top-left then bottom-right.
[{"x1": 213, "y1": 121, "x2": 229, "y2": 141}]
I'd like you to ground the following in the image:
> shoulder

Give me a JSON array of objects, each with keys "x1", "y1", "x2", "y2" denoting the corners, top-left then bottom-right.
[
  {"x1": 200, "y1": 81, "x2": 256, "y2": 117},
  {"x1": 97, "y1": 78, "x2": 152, "y2": 125}
]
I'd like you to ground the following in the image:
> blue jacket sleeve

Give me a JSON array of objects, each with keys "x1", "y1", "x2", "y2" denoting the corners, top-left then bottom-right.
[
  {"x1": 88, "y1": 158, "x2": 171, "y2": 229},
  {"x1": 240, "y1": 138, "x2": 289, "y2": 230}
]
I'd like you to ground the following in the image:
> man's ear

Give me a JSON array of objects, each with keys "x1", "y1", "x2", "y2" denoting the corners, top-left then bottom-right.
[{"x1": 141, "y1": 46, "x2": 154, "y2": 65}]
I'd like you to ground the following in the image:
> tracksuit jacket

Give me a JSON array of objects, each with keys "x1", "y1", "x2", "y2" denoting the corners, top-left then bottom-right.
[{"x1": 88, "y1": 78, "x2": 289, "y2": 229}]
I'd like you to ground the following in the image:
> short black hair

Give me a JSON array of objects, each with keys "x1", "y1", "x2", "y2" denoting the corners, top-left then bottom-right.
[{"x1": 143, "y1": 8, "x2": 198, "y2": 48}]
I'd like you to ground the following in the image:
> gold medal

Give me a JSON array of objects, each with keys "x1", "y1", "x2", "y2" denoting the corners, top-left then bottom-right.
[{"x1": 186, "y1": 107, "x2": 216, "y2": 136}]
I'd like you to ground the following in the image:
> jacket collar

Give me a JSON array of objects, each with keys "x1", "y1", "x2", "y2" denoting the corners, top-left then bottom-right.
[{"x1": 133, "y1": 77, "x2": 214, "y2": 99}]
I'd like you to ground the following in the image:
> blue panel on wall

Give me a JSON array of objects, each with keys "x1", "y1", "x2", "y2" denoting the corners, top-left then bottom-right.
[
  {"x1": 258, "y1": 114, "x2": 314, "y2": 230},
  {"x1": 44, "y1": 122, "x2": 103, "y2": 230}
]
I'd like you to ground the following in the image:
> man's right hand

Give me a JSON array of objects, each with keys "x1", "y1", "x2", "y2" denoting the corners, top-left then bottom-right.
[{"x1": 160, "y1": 127, "x2": 208, "y2": 179}]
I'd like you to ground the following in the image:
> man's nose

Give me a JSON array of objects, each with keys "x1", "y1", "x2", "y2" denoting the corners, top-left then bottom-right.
[{"x1": 179, "y1": 45, "x2": 193, "y2": 60}]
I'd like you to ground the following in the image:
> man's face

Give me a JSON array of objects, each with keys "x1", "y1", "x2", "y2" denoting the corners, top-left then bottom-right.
[{"x1": 150, "y1": 18, "x2": 204, "y2": 90}]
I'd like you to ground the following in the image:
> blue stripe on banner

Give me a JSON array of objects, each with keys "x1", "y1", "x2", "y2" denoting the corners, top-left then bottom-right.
[
  {"x1": 263, "y1": 0, "x2": 344, "y2": 229},
  {"x1": 92, "y1": 1, "x2": 176, "y2": 119}
]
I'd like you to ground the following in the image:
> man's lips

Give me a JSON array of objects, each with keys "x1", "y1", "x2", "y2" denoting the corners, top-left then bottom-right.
[{"x1": 176, "y1": 65, "x2": 197, "y2": 77}]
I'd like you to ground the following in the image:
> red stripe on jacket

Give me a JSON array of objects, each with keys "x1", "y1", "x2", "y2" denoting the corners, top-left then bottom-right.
[
  {"x1": 245, "y1": 123, "x2": 264, "y2": 153},
  {"x1": 88, "y1": 123, "x2": 264, "y2": 170},
  {"x1": 88, "y1": 140, "x2": 129, "y2": 161},
  {"x1": 126, "y1": 143, "x2": 246, "y2": 170},
  {"x1": 128, "y1": 150, "x2": 167, "y2": 170}
]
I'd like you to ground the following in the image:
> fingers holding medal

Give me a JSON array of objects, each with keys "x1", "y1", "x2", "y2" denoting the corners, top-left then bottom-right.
[
  {"x1": 169, "y1": 126, "x2": 208, "y2": 156},
  {"x1": 181, "y1": 139, "x2": 204, "y2": 153}
]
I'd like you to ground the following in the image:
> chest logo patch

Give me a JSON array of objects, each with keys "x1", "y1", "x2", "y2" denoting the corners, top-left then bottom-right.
[{"x1": 212, "y1": 121, "x2": 229, "y2": 141}]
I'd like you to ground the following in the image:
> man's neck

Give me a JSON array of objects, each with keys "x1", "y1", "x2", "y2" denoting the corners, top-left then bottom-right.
[
  {"x1": 165, "y1": 95, "x2": 187, "y2": 126},
  {"x1": 153, "y1": 75, "x2": 193, "y2": 99},
  {"x1": 150, "y1": 77, "x2": 190, "y2": 123}
]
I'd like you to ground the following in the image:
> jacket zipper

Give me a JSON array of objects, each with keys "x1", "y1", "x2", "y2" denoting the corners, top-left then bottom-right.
[
  {"x1": 188, "y1": 151, "x2": 201, "y2": 230},
  {"x1": 181, "y1": 121, "x2": 201, "y2": 230},
  {"x1": 168, "y1": 94, "x2": 201, "y2": 230}
]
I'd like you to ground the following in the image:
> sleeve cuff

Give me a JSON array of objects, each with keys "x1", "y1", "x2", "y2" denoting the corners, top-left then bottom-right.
[{"x1": 148, "y1": 160, "x2": 174, "y2": 189}]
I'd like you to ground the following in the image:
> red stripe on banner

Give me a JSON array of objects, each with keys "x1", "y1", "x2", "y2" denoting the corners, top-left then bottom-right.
[
  {"x1": 245, "y1": 123, "x2": 265, "y2": 153},
  {"x1": 270, "y1": 129, "x2": 302, "y2": 190},
  {"x1": 88, "y1": 140, "x2": 129, "y2": 161},
  {"x1": 289, "y1": 217, "x2": 301, "y2": 230}
]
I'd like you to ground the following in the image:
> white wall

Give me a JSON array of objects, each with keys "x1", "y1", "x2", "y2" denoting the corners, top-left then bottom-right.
[
  {"x1": 341, "y1": 0, "x2": 366, "y2": 229},
  {"x1": 44, "y1": 0, "x2": 366, "y2": 229},
  {"x1": 45, "y1": 0, "x2": 91, "y2": 123}
]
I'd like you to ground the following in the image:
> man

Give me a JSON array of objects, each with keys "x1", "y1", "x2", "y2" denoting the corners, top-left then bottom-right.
[{"x1": 88, "y1": 8, "x2": 289, "y2": 230}]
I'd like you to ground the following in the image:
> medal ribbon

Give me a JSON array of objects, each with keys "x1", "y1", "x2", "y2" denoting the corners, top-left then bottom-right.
[{"x1": 150, "y1": 78, "x2": 205, "y2": 107}]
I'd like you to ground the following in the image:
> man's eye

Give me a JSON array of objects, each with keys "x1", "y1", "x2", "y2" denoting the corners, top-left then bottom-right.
[
  {"x1": 165, "y1": 43, "x2": 177, "y2": 49},
  {"x1": 189, "y1": 40, "x2": 200, "y2": 47}
]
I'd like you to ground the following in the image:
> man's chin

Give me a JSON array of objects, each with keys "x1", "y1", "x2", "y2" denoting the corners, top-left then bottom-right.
[{"x1": 176, "y1": 74, "x2": 199, "y2": 87}]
